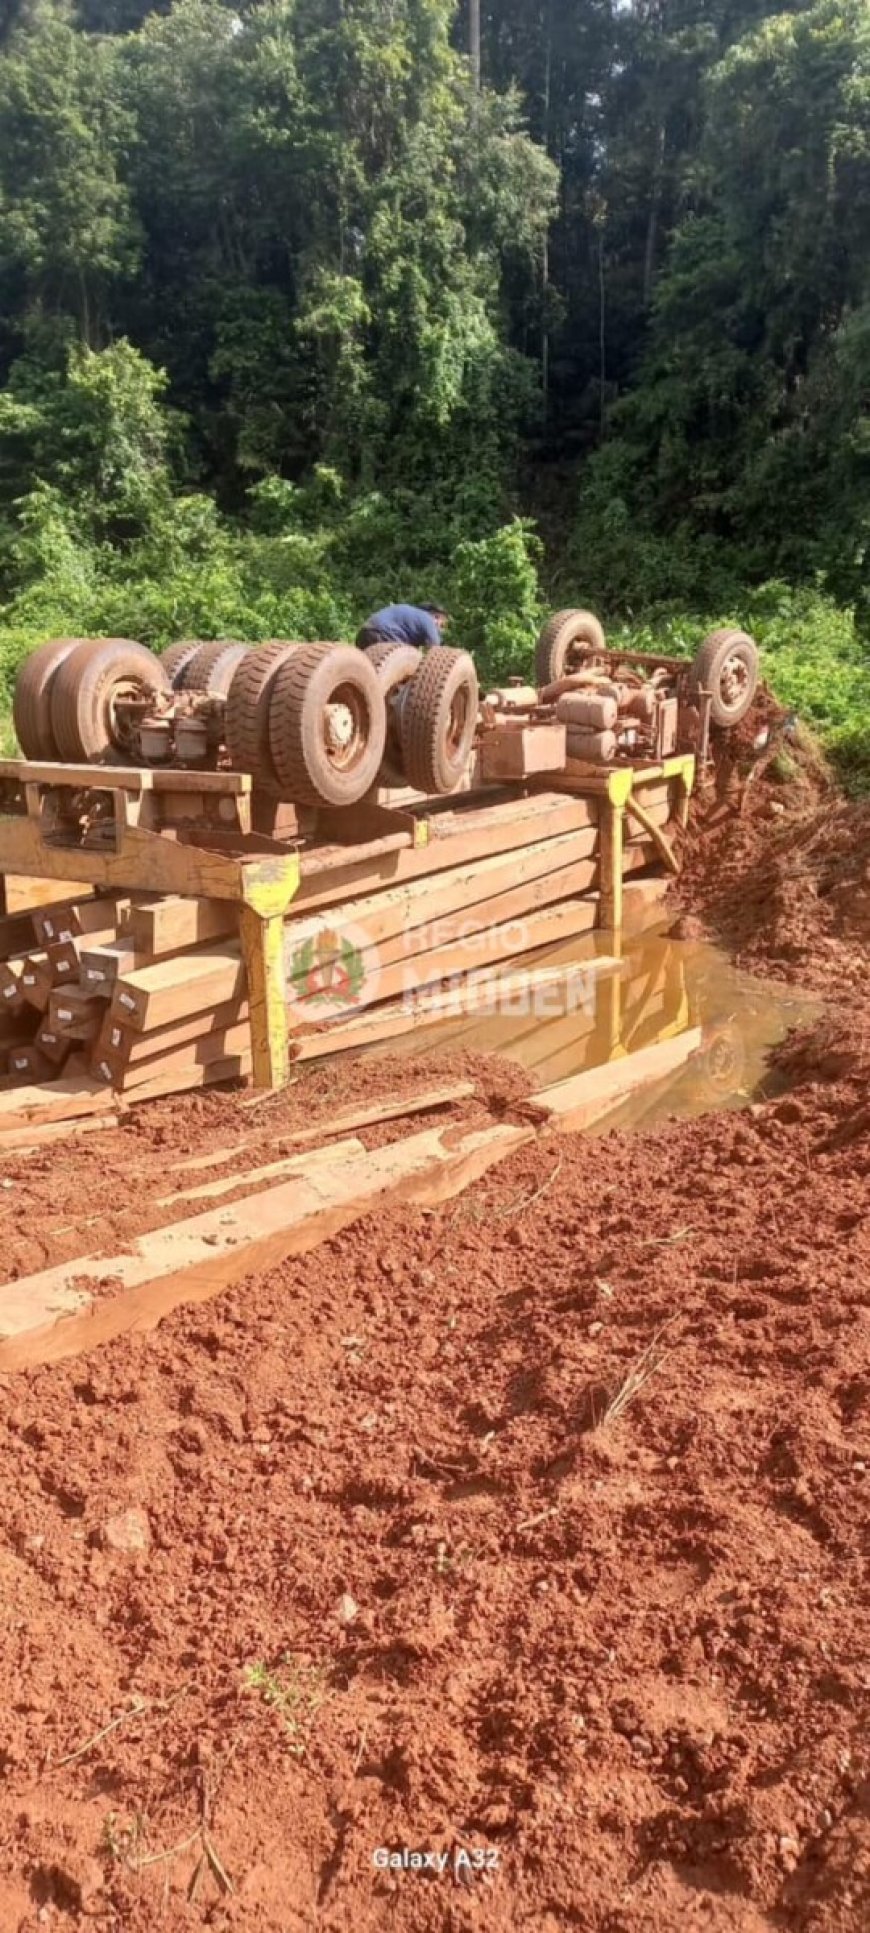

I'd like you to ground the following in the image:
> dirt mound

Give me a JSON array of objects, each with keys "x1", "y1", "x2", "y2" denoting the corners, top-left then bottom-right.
[
  {"x1": 0, "y1": 1067, "x2": 867, "y2": 1931},
  {"x1": 677, "y1": 696, "x2": 870, "y2": 991}
]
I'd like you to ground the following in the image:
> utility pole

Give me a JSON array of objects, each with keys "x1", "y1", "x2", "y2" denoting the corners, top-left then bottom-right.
[{"x1": 470, "y1": 0, "x2": 481, "y2": 91}]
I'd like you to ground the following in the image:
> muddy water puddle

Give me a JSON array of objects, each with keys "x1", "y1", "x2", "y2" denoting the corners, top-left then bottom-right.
[{"x1": 375, "y1": 930, "x2": 820, "y2": 1134}]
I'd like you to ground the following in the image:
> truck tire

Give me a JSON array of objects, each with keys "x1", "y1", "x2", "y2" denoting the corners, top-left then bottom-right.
[
  {"x1": 399, "y1": 646, "x2": 479, "y2": 796},
  {"x1": 535, "y1": 609, "x2": 606, "y2": 688},
  {"x1": 50, "y1": 639, "x2": 170, "y2": 763},
  {"x1": 225, "y1": 642, "x2": 299, "y2": 788},
  {"x1": 13, "y1": 638, "x2": 91, "y2": 758},
  {"x1": 159, "y1": 639, "x2": 202, "y2": 688},
  {"x1": 690, "y1": 629, "x2": 759, "y2": 728},
  {"x1": 269, "y1": 643, "x2": 387, "y2": 807},
  {"x1": 364, "y1": 641, "x2": 423, "y2": 786},
  {"x1": 178, "y1": 638, "x2": 249, "y2": 698}
]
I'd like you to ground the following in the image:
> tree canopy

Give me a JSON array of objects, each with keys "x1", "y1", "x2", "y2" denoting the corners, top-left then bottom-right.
[{"x1": 0, "y1": 0, "x2": 868, "y2": 647}]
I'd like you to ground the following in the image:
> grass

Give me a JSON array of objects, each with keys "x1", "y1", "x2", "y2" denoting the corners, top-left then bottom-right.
[{"x1": 243, "y1": 1655, "x2": 327, "y2": 1756}]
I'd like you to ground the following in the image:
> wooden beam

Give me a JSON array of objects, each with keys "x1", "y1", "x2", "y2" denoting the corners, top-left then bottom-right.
[
  {"x1": 110, "y1": 946, "x2": 245, "y2": 1031},
  {"x1": 0, "y1": 1120, "x2": 534, "y2": 1367},
  {"x1": 128, "y1": 896, "x2": 238, "y2": 957},
  {"x1": 92, "y1": 996, "x2": 250, "y2": 1073},
  {"x1": 283, "y1": 827, "x2": 600, "y2": 958},
  {"x1": 103, "y1": 1021, "x2": 253, "y2": 1091},
  {"x1": 534, "y1": 1028, "x2": 704, "y2": 1135},
  {"x1": 0, "y1": 814, "x2": 299, "y2": 905},
  {"x1": 292, "y1": 793, "x2": 600, "y2": 912}
]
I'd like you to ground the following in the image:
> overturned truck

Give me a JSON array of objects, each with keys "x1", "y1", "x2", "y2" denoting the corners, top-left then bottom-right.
[{"x1": 0, "y1": 610, "x2": 759, "y2": 1117}]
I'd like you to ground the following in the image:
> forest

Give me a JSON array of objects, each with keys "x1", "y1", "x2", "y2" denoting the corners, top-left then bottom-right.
[{"x1": 0, "y1": 0, "x2": 869, "y2": 779}]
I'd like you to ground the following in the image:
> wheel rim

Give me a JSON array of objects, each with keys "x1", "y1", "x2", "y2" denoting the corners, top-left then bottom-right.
[
  {"x1": 446, "y1": 685, "x2": 471, "y2": 758},
  {"x1": 719, "y1": 653, "x2": 751, "y2": 713},
  {"x1": 321, "y1": 685, "x2": 370, "y2": 776},
  {"x1": 107, "y1": 677, "x2": 153, "y2": 755}
]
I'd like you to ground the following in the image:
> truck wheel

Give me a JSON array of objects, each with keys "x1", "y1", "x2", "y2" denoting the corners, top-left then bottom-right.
[
  {"x1": 225, "y1": 642, "x2": 298, "y2": 788},
  {"x1": 690, "y1": 629, "x2": 759, "y2": 727},
  {"x1": 178, "y1": 638, "x2": 249, "y2": 698},
  {"x1": 399, "y1": 647, "x2": 479, "y2": 795},
  {"x1": 13, "y1": 638, "x2": 91, "y2": 759},
  {"x1": 159, "y1": 639, "x2": 202, "y2": 688},
  {"x1": 50, "y1": 639, "x2": 170, "y2": 762},
  {"x1": 269, "y1": 643, "x2": 387, "y2": 807},
  {"x1": 364, "y1": 642, "x2": 422, "y2": 786},
  {"x1": 535, "y1": 609, "x2": 606, "y2": 687}
]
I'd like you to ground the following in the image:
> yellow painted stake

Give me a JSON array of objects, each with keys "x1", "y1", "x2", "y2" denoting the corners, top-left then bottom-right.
[
  {"x1": 240, "y1": 856, "x2": 300, "y2": 1091},
  {"x1": 238, "y1": 907, "x2": 290, "y2": 1091},
  {"x1": 598, "y1": 769, "x2": 629, "y2": 937}
]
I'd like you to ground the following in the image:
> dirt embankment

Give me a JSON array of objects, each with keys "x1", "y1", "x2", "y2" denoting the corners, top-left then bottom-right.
[{"x1": 675, "y1": 695, "x2": 870, "y2": 995}]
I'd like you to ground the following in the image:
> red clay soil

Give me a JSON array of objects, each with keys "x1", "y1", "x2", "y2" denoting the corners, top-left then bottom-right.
[
  {"x1": 674, "y1": 698, "x2": 870, "y2": 993},
  {"x1": 0, "y1": 715, "x2": 868, "y2": 1932},
  {"x1": 0, "y1": 1050, "x2": 868, "y2": 1932}
]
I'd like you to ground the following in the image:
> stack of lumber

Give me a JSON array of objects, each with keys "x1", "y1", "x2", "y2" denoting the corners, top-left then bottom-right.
[{"x1": 0, "y1": 781, "x2": 675, "y2": 1111}]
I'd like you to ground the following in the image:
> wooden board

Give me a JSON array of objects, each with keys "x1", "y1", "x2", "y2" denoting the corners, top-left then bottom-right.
[
  {"x1": 292, "y1": 954, "x2": 621, "y2": 1063},
  {"x1": 93, "y1": 996, "x2": 250, "y2": 1072},
  {"x1": 292, "y1": 792, "x2": 601, "y2": 912},
  {"x1": 0, "y1": 1121, "x2": 533, "y2": 1366},
  {"x1": 0, "y1": 1075, "x2": 120, "y2": 1130},
  {"x1": 109, "y1": 946, "x2": 244, "y2": 1031},
  {"x1": 534, "y1": 1028, "x2": 704, "y2": 1134},
  {"x1": 128, "y1": 896, "x2": 239, "y2": 958},
  {"x1": 283, "y1": 828, "x2": 599, "y2": 959},
  {"x1": 156, "y1": 1133, "x2": 368, "y2": 1207},
  {"x1": 2, "y1": 876, "x2": 93, "y2": 915},
  {"x1": 288, "y1": 896, "x2": 598, "y2": 1024}
]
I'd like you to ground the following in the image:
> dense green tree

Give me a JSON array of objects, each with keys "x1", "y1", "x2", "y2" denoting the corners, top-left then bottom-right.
[
  {"x1": 0, "y1": 0, "x2": 138, "y2": 351},
  {"x1": 0, "y1": 0, "x2": 869, "y2": 650},
  {"x1": 575, "y1": 0, "x2": 870, "y2": 613}
]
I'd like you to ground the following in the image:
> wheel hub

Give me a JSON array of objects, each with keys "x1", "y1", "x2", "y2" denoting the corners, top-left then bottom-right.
[
  {"x1": 721, "y1": 655, "x2": 749, "y2": 707},
  {"x1": 324, "y1": 702, "x2": 355, "y2": 754}
]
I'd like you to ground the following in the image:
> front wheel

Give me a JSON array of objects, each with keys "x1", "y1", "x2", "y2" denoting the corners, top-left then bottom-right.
[
  {"x1": 535, "y1": 609, "x2": 606, "y2": 688},
  {"x1": 690, "y1": 628, "x2": 759, "y2": 728}
]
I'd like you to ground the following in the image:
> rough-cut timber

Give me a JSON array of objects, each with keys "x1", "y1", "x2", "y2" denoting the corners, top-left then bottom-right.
[{"x1": 0, "y1": 1121, "x2": 534, "y2": 1368}]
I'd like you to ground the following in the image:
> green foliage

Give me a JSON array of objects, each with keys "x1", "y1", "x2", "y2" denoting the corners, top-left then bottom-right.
[
  {"x1": 449, "y1": 519, "x2": 544, "y2": 684},
  {"x1": 610, "y1": 583, "x2": 870, "y2": 796}
]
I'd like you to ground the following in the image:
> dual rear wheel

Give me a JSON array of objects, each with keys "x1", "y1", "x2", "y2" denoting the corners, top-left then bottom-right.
[{"x1": 13, "y1": 637, "x2": 170, "y2": 762}]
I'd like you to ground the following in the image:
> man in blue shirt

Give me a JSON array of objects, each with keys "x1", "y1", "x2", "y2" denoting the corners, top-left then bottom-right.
[{"x1": 356, "y1": 602, "x2": 448, "y2": 653}]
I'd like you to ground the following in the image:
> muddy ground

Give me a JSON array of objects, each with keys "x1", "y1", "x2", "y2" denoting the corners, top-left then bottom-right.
[{"x1": 0, "y1": 706, "x2": 868, "y2": 1932}]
